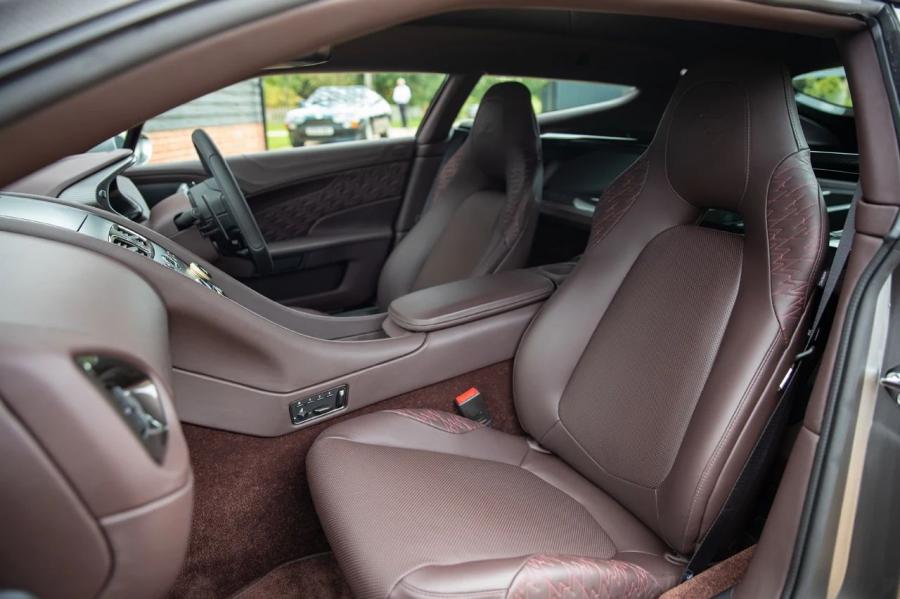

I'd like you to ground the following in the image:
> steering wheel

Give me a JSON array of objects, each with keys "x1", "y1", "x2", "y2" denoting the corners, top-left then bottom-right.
[{"x1": 187, "y1": 129, "x2": 273, "y2": 273}]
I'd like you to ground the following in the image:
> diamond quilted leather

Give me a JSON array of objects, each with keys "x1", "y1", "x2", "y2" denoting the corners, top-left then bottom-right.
[
  {"x1": 253, "y1": 161, "x2": 408, "y2": 242},
  {"x1": 766, "y1": 150, "x2": 824, "y2": 340},
  {"x1": 506, "y1": 554, "x2": 663, "y2": 599}
]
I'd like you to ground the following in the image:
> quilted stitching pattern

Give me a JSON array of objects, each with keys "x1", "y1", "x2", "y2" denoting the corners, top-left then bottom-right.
[
  {"x1": 253, "y1": 161, "x2": 408, "y2": 242},
  {"x1": 385, "y1": 408, "x2": 484, "y2": 433},
  {"x1": 499, "y1": 149, "x2": 540, "y2": 247},
  {"x1": 429, "y1": 143, "x2": 473, "y2": 203},
  {"x1": 766, "y1": 150, "x2": 823, "y2": 339},
  {"x1": 507, "y1": 554, "x2": 663, "y2": 599},
  {"x1": 587, "y1": 156, "x2": 650, "y2": 250}
]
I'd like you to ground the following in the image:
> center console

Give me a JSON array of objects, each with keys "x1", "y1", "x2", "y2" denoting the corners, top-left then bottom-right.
[{"x1": 0, "y1": 192, "x2": 563, "y2": 438}]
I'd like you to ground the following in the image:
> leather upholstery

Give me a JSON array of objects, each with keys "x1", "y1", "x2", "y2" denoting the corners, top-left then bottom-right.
[
  {"x1": 308, "y1": 411, "x2": 682, "y2": 599},
  {"x1": 387, "y1": 269, "x2": 554, "y2": 332},
  {"x1": 307, "y1": 57, "x2": 826, "y2": 598},
  {"x1": 515, "y1": 56, "x2": 825, "y2": 556},
  {"x1": 376, "y1": 82, "x2": 541, "y2": 308}
]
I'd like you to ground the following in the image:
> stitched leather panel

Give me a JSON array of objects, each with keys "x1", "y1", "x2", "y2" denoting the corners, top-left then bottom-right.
[
  {"x1": 766, "y1": 150, "x2": 824, "y2": 340},
  {"x1": 506, "y1": 554, "x2": 662, "y2": 599},
  {"x1": 429, "y1": 143, "x2": 473, "y2": 204},
  {"x1": 586, "y1": 156, "x2": 650, "y2": 250},
  {"x1": 385, "y1": 409, "x2": 484, "y2": 433},
  {"x1": 253, "y1": 161, "x2": 408, "y2": 242}
]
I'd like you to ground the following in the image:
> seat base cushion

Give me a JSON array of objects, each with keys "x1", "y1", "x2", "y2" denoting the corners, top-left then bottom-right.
[{"x1": 307, "y1": 409, "x2": 682, "y2": 599}]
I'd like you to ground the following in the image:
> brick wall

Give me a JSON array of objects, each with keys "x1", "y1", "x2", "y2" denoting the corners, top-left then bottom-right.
[{"x1": 146, "y1": 123, "x2": 266, "y2": 165}]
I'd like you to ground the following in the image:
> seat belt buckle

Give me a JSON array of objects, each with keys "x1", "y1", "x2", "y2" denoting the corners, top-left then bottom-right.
[{"x1": 455, "y1": 387, "x2": 492, "y2": 425}]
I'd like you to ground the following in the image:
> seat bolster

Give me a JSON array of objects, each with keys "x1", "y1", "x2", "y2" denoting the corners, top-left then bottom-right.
[
  {"x1": 393, "y1": 553, "x2": 674, "y2": 599},
  {"x1": 310, "y1": 409, "x2": 530, "y2": 465},
  {"x1": 392, "y1": 556, "x2": 527, "y2": 599}
]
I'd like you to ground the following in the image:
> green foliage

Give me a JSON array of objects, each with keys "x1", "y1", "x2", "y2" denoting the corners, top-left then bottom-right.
[
  {"x1": 371, "y1": 73, "x2": 446, "y2": 110},
  {"x1": 457, "y1": 76, "x2": 548, "y2": 121},
  {"x1": 795, "y1": 74, "x2": 852, "y2": 108}
]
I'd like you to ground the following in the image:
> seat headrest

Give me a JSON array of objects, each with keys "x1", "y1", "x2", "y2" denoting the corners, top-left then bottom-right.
[
  {"x1": 469, "y1": 81, "x2": 540, "y2": 181},
  {"x1": 659, "y1": 56, "x2": 807, "y2": 213}
]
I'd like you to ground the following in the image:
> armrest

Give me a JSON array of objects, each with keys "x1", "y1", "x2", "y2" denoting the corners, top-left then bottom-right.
[{"x1": 388, "y1": 270, "x2": 555, "y2": 332}]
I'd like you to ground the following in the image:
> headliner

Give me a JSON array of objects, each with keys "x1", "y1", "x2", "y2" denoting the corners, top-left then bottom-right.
[{"x1": 271, "y1": 9, "x2": 841, "y2": 87}]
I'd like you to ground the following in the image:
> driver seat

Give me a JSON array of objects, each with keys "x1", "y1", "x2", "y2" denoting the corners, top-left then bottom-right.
[
  {"x1": 307, "y1": 56, "x2": 825, "y2": 598},
  {"x1": 374, "y1": 81, "x2": 541, "y2": 308}
]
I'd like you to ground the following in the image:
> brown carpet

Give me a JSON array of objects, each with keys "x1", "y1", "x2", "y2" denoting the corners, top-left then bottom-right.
[
  {"x1": 659, "y1": 545, "x2": 755, "y2": 599},
  {"x1": 168, "y1": 361, "x2": 519, "y2": 598},
  {"x1": 231, "y1": 553, "x2": 352, "y2": 599}
]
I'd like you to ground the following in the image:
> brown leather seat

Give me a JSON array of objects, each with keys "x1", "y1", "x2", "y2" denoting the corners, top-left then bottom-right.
[
  {"x1": 307, "y1": 57, "x2": 825, "y2": 598},
  {"x1": 375, "y1": 81, "x2": 542, "y2": 308}
]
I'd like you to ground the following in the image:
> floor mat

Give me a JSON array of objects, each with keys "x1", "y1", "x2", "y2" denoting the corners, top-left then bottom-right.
[{"x1": 231, "y1": 553, "x2": 352, "y2": 599}]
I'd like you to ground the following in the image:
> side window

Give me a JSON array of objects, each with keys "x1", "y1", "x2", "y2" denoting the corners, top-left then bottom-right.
[
  {"x1": 141, "y1": 72, "x2": 445, "y2": 164},
  {"x1": 455, "y1": 76, "x2": 637, "y2": 125},
  {"x1": 793, "y1": 67, "x2": 852, "y2": 115}
]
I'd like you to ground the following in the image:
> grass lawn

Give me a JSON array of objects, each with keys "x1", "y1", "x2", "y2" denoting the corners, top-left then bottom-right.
[{"x1": 265, "y1": 123, "x2": 291, "y2": 150}]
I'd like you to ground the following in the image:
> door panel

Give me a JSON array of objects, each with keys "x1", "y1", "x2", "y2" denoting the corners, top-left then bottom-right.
[{"x1": 127, "y1": 139, "x2": 417, "y2": 310}]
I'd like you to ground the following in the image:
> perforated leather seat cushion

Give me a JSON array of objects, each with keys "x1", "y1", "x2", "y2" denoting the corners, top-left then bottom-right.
[{"x1": 307, "y1": 410, "x2": 682, "y2": 599}]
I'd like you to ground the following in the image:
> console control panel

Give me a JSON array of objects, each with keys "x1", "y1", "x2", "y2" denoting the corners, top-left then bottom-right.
[
  {"x1": 289, "y1": 384, "x2": 348, "y2": 425},
  {"x1": 108, "y1": 223, "x2": 223, "y2": 295}
]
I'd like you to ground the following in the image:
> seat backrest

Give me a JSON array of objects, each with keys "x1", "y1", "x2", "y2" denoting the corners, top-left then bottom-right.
[
  {"x1": 514, "y1": 57, "x2": 826, "y2": 556},
  {"x1": 376, "y1": 82, "x2": 541, "y2": 308}
]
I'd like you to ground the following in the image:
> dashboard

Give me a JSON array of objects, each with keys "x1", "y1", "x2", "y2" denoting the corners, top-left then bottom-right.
[
  {"x1": 1, "y1": 149, "x2": 225, "y2": 294},
  {"x1": 5, "y1": 149, "x2": 151, "y2": 219},
  {"x1": 0, "y1": 193, "x2": 223, "y2": 295}
]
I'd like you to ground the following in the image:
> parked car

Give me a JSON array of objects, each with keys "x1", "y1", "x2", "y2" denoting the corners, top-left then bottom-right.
[{"x1": 284, "y1": 85, "x2": 391, "y2": 146}]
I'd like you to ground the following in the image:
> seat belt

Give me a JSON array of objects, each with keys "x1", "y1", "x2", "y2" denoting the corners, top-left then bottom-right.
[{"x1": 682, "y1": 187, "x2": 860, "y2": 581}]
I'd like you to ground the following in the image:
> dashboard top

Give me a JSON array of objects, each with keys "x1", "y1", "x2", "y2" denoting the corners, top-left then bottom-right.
[{"x1": 5, "y1": 149, "x2": 132, "y2": 197}]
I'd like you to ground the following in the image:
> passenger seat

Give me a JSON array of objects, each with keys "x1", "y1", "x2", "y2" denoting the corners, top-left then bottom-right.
[{"x1": 307, "y1": 57, "x2": 826, "y2": 598}]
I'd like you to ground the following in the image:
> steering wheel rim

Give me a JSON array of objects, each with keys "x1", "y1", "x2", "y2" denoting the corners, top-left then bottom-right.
[{"x1": 189, "y1": 129, "x2": 273, "y2": 273}]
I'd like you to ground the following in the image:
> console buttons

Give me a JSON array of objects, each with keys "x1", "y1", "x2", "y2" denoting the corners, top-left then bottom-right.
[
  {"x1": 188, "y1": 262, "x2": 211, "y2": 281},
  {"x1": 289, "y1": 384, "x2": 348, "y2": 424}
]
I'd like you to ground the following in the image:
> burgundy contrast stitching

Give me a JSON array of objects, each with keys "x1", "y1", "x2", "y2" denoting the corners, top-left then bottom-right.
[
  {"x1": 766, "y1": 150, "x2": 823, "y2": 341},
  {"x1": 385, "y1": 408, "x2": 484, "y2": 434},
  {"x1": 506, "y1": 554, "x2": 662, "y2": 599},
  {"x1": 587, "y1": 156, "x2": 650, "y2": 250}
]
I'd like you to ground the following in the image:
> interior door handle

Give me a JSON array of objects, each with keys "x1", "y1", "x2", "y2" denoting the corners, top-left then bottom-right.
[{"x1": 880, "y1": 366, "x2": 900, "y2": 405}]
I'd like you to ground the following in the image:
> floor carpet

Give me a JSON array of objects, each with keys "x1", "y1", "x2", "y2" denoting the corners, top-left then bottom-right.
[
  {"x1": 168, "y1": 360, "x2": 519, "y2": 598},
  {"x1": 231, "y1": 553, "x2": 352, "y2": 599}
]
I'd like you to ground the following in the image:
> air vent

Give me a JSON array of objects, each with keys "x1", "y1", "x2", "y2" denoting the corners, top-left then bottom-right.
[
  {"x1": 108, "y1": 224, "x2": 153, "y2": 258},
  {"x1": 77, "y1": 355, "x2": 168, "y2": 464}
]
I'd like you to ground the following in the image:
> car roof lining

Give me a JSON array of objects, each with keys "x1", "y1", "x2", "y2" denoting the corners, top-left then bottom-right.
[{"x1": 266, "y1": 10, "x2": 843, "y2": 86}]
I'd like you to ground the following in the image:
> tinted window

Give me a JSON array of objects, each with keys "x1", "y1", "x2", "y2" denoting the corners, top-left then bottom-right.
[
  {"x1": 456, "y1": 76, "x2": 637, "y2": 125},
  {"x1": 793, "y1": 67, "x2": 852, "y2": 115},
  {"x1": 140, "y1": 72, "x2": 445, "y2": 164}
]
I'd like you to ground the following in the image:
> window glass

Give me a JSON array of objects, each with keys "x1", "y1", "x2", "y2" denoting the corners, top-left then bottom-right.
[
  {"x1": 455, "y1": 76, "x2": 637, "y2": 125},
  {"x1": 141, "y1": 72, "x2": 445, "y2": 164},
  {"x1": 793, "y1": 67, "x2": 852, "y2": 114}
]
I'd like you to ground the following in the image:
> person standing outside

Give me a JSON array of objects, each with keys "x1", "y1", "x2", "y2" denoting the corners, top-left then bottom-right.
[{"x1": 392, "y1": 78, "x2": 412, "y2": 128}]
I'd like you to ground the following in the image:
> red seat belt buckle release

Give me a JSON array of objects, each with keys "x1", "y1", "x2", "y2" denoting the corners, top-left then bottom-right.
[{"x1": 455, "y1": 387, "x2": 492, "y2": 425}]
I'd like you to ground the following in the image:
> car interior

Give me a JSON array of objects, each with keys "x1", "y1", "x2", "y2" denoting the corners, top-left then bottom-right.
[{"x1": 1, "y1": 2, "x2": 899, "y2": 599}]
